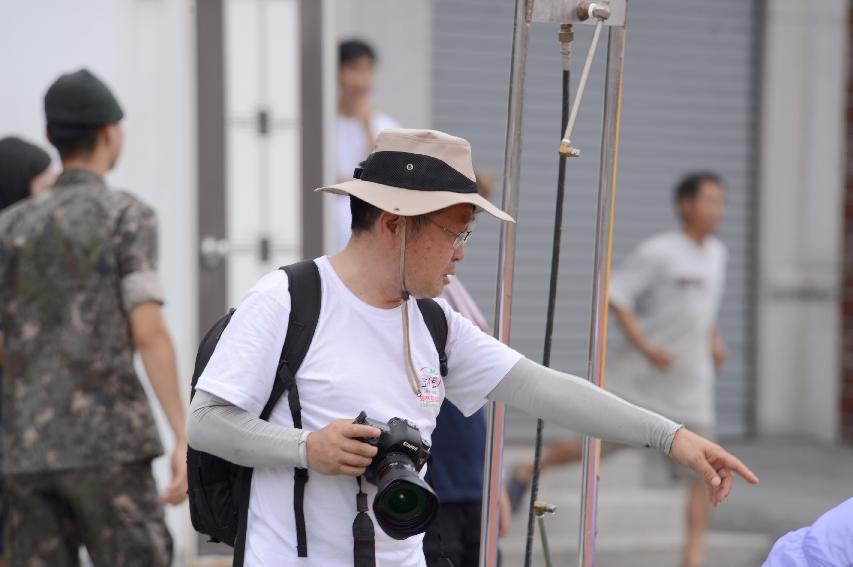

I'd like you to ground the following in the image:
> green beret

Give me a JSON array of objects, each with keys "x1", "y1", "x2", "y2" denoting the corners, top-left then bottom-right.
[{"x1": 44, "y1": 68, "x2": 124, "y2": 126}]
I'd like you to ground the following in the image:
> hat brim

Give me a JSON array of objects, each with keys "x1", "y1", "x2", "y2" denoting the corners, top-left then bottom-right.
[{"x1": 316, "y1": 179, "x2": 515, "y2": 223}]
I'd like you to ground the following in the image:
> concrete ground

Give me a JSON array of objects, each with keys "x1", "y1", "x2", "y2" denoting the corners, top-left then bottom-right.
[
  {"x1": 189, "y1": 437, "x2": 853, "y2": 567},
  {"x1": 500, "y1": 437, "x2": 853, "y2": 567}
]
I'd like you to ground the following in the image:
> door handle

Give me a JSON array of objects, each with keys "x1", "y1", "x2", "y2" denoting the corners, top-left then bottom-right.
[{"x1": 200, "y1": 235, "x2": 299, "y2": 269}]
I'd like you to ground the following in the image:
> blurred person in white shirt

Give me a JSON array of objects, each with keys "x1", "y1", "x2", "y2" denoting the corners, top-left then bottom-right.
[
  {"x1": 335, "y1": 39, "x2": 399, "y2": 251},
  {"x1": 508, "y1": 172, "x2": 729, "y2": 567}
]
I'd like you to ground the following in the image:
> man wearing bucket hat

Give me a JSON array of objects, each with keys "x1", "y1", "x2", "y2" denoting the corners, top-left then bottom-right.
[
  {"x1": 0, "y1": 69, "x2": 186, "y2": 566},
  {"x1": 188, "y1": 128, "x2": 758, "y2": 566}
]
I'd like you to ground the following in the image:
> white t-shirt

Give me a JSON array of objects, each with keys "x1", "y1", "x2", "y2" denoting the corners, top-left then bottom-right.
[
  {"x1": 196, "y1": 257, "x2": 521, "y2": 566},
  {"x1": 335, "y1": 111, "x2": 399, "y2": 251},
  {"x1": 605, "y1": 231, "x2": 727, "y2": 429}
]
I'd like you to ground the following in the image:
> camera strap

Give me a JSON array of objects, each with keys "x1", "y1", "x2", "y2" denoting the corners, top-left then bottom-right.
[{"x1": 353, "y1": 476, "x2": 376, "y2": 567}]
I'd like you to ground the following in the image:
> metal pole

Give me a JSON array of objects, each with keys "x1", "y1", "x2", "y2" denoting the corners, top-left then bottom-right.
[
  {"x1": 537, "y1": 515, "x2": 553, "y2": 567},
  {"x1": 257, "y1": 0, "x2": 271, "y2": 262},
  {"x1": 534, "y1": 500, "x2": 558, "y2": 567},
  {"x1": 479, "y1": 0, "x2": 529, "y2": 564},
  {"x1": 577, "y1": 24, "x2": 627, "y2": 567},
  {"x1": 560, "y1": 19, "x2": 604, "y2": 155},
  {"x1": 524, "y1": 24, "x2": 573, "y2": 567}
]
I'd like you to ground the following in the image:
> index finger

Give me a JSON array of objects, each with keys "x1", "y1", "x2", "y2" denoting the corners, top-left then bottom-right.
[
  {"x1": 342, "y1": 438, "x2": 379, "y2": 459},
  {"x1": 717, "y1": 450, "x2": 759, "y2": 485},
  {"x1": 342, "y1": 423, "x2": 382, "y2": 440}
]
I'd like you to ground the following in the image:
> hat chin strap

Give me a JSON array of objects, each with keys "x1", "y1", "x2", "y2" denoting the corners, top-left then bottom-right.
[
  {"x1": 399, "y1": 218, "x2": 422, "y2": 397},
  {"x1": 399, "y1": 217, "x2": 410, "y2": 302}
]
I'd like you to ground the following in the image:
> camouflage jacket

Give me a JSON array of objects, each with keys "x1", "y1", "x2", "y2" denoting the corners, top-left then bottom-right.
[{"x1": 0, "y1": 169, "x2": 164, "y2": 473}]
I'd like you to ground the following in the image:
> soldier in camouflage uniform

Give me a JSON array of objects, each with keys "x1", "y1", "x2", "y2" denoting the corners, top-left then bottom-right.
[{"x1": 0, "y1": 69, "x2": 187, "y2": 567}]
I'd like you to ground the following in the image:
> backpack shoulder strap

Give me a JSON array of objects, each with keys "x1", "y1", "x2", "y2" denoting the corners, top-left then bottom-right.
[
  {"x1": 257, "y1": 260, "x2": 322, "y2": 422},
  {"x1": 417, "y1": 298, "x2": 449, "y2": 378},
  {"x1": 279, "y1": 260, "x2": 321, "y2": 558},
  {"x1": 235, "y1": 260, "x2": 321, "y2": 564},
  {"x1": 281, "y1": 260, "x2": 323, "y2": 377}
]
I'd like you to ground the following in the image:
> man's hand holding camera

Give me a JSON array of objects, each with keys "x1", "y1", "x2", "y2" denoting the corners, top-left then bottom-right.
[{"x1": 306, "y1": 420, "x2": 380, "y2": 476}]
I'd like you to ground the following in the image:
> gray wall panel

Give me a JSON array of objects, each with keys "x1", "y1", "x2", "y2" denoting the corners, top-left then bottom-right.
[{"x1": 433, "y1": 0, "x2": 759, "y2": 439}]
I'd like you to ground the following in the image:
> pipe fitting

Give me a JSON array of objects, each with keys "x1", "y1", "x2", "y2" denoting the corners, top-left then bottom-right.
[
  {"x1": 577, "y1": 1, "x2": 611, "y2": 22},
  {"x1": 559, "y1": 139, "x2": 581, "y2": 157},
  {"x1": 559, "y1": 23, "x2": 574, "y2": 44},
  {"x1": 533, "y1": 500, "x2": 558, "y2": 517}
]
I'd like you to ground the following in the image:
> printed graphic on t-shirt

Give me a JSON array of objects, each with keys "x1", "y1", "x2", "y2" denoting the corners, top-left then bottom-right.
[{"x1": 418, "y1": 366, "x2": 443, "y2": 410}]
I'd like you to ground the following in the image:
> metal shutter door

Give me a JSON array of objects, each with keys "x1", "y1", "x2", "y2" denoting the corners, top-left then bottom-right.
[{"x1": 432, "y1": 0, "x2": 759, "y2": 438}]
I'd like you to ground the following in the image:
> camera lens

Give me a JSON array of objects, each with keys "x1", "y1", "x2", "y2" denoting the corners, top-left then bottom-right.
[
  {"x1": 372, "y1": 457, "x2": 439, "y2": 540},
  {"x1": 382, "y1": 484, "x2": 426, "y2": 517}
]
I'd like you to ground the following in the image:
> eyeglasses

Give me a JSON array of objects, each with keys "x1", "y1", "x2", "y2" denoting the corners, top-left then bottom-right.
[{"x1": 427, "y1": 217, "x2": 472, "y2": 249}]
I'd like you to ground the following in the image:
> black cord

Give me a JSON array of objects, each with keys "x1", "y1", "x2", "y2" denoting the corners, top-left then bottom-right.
[{"x1": 523, "y1": 66, "x2": 570, "y2": 567}]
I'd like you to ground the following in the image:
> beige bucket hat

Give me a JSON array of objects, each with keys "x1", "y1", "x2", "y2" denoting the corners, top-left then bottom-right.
[{"x1": 317, "y1": 128, "x2": 515, "y2": 223}]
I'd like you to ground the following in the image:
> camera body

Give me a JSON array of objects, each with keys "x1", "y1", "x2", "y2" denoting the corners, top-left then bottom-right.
[
  {"x1": 354, "y1": 412, "x2": 431, "y2": 483},
  {"x1": 353, "y1": 411, "x2": 439, "y2": 540}
]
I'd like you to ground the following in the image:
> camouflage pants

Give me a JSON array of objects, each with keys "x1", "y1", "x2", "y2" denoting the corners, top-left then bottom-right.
[{"x1": 5, "y1": 460, "x2": 172, "y2": 567}]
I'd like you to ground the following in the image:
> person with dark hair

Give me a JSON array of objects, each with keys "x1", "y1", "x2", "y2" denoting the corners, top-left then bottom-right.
[
  {"x1": 339, "y1": 39, "x2": 376, "y2": 65},
  {"x1": 675, "y1": 172, "x2": 723, "y2": 207},
  {"x1": 0, "y1": 137, "x2": 56, "y2": 211},
  {"x1": 335, "y1": 38, "x2": 399, "y2": 251},
  {"x1": 0, "y1": 69, "x2": 186, "y2": 566},
  {"x1": 0, "y1": 136, "x2": 56, "y2": 567},
  {"x1": 186, "y1": 133, "x2": 756, "y2": 567},
  {"x1": 508, "y1": 172, "x2": 729, "y2": 567}
]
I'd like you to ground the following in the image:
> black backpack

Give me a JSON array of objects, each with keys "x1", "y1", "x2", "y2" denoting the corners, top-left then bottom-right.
[{"x1": 187, "y1": 260, "x2": 449, "y2": 565}]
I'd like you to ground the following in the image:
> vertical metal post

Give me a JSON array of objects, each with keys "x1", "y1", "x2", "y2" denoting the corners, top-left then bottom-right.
[
  {"x1": 537, "y1": 515, "x2": 554, "y2": 567},
  {"x1": 196, "y1": 0, "x2": 228, "y2": 337},
  {"x1": 299, "y1": 0, "x2": 327, "y2": 259},
  {"x1": 479, "y1": 0, "x2": 530, "y2": 565},
  {"x1": 577, "y1": 24, "x2": 627, "y2": 567},
  {"x1": 524, "y1": 24, "x2": 573, "y2": 567},
  {"x1": 256, "y1": 0, "x2": 272, "y2": 261}
]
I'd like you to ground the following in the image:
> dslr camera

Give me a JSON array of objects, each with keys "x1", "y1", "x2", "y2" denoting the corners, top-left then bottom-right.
[{"x1": 354, "y1": 411, "x2": 440, "y2": 539}]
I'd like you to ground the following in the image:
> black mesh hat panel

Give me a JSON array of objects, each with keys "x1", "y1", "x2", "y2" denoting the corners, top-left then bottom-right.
[{"x1": 355, "y1": 151, "x2": 476, "y2": 194}]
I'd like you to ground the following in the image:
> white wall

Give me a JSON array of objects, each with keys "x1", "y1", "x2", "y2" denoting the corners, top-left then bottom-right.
[
  {"x1": 223, "y1": 0, "x2": 302, "y2": 305},
  {"x1": 0, "y1": 0, "x2": 197, "y2": 562},
  {"x1": 333, "y1": 0, "x2": 433, "y2": 130},
  {"x1": 757, "y1": 0, "x2": 848, "y2": 441}
]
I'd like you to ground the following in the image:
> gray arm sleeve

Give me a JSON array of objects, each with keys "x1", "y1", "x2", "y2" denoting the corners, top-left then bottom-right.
[
  {"x1": 187, "y1": 389, "x2": 309, "y2": 468},
  {"x1": 487, "y1": 358, "x2": 681, "y2": 455}
]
